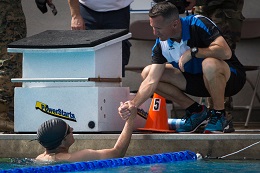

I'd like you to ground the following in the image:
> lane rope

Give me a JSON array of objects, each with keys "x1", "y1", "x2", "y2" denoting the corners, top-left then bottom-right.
[{"x1": 0, "y1": 150, "x2": 197, "y2": 173}]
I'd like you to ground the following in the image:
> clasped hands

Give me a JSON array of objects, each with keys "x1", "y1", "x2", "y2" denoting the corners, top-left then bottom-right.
[{"x1": 118, "y1": 101, "x2": 137, "y2": 121}]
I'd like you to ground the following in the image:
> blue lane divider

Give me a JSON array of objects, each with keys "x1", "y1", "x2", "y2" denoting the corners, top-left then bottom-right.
[{"x1": 1, "y1": 150, "x2": 197, "y2": 173}]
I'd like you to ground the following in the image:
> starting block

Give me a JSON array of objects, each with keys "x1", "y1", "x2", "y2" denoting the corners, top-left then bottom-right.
[{"x1": 8, "y1": 29, "x2": 148, "y2": 132}]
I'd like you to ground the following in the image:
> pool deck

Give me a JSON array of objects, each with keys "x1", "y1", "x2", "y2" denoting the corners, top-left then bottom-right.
[{"x1": 0, "y1": 123, "x2": 259, "y2": 160}]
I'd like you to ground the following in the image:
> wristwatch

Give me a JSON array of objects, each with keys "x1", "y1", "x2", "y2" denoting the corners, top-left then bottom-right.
[{"x1": 191, "y1": 47, "x2": 198, "y2": 57}]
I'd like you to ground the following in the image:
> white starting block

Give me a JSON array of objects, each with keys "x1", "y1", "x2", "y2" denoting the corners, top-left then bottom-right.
[
  {"x1": 8, "y1": 29, "x2": 148, "y2": 132},
  {"x1": 14, "y1": 87, "x2": 149, "y2": 132}
]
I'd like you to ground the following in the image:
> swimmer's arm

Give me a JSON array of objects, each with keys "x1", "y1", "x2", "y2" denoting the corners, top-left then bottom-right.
[{"x1": 69, "y1": 103, "x2": 137, "y2": 162}]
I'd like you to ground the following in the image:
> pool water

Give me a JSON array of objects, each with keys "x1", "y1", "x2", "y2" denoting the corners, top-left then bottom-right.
[
  {"x1": 0, "y1": 159, "x2": 259, "y2": 173},
  {"x1": 0, "y1": 158, "x2": 57, "y2": 170},
  {"x1": 84, "y1": 159, "x2": 260, "y2": 173}
]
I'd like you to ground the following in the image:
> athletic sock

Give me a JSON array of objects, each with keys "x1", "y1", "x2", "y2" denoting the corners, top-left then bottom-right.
[{"x1": 185, "y1": 102, "x2": 203, "y2": 115}]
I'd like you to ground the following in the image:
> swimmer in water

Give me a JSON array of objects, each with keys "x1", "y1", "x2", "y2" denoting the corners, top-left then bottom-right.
[{"x1": 35, "y1": 101, "x2": 137, "y2": 162}]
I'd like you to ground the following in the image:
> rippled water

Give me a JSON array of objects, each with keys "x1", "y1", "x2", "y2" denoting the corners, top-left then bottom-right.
[{"x1": 1, "y1": 158, "x2": 260, "y2": 173}]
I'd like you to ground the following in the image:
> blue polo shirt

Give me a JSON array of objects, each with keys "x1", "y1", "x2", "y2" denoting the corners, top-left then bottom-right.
[{"x1": 151, "y1": 15, "x2": 243, "y2": 74}]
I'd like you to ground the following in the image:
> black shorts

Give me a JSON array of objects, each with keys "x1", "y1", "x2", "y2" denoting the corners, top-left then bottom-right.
[{"x1": 183, "y1": 69, "x2": 246, "y2": 97}]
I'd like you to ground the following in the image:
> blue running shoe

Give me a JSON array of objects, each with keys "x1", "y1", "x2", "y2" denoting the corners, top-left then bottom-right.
[
  {"x1": 204, "y1": 110, "x2": 227, "y2": 134},
  {"x1": 176, "y1": 105, "x2": 209, "y2": 133}
]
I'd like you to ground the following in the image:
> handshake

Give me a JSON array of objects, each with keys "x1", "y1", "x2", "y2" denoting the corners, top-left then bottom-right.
[
  {"x1": 153, "y1": 0, "x2": 190, "y2": 14},
  {"x1": 35, "y1": 0, "x2": 57, "y2": 15}
]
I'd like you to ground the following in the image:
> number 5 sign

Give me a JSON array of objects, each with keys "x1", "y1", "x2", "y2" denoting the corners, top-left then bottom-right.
[{"x1": 152, "y1": 98, "x2": 161, "y2": 111}]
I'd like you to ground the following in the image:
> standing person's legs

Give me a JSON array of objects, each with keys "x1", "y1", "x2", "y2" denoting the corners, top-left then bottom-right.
[
  {"x1": 79, "y1": 4, "x2": 101, "y2": 29},
  {"x1": 79, "y1": 4, "x2": 132, "y2": 77},
  {"x1": 102, "y1": 6, "x2": 131, "y2": 77}
]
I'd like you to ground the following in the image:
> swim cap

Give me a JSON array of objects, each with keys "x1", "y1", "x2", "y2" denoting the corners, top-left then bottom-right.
[{"x1": 37, "y1": 118, "x2": 68, "y2": 150}]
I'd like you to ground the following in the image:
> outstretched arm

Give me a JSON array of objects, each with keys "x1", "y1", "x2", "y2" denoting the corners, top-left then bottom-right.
[
  {"x1": 69, "y1": 101, "x2": 137, "y2": 162},
  {"x1": 132, "y1": 64, "x2": 165, "y2": 107},
  {"x1": 118, "y1": 64, "x2": 165, "y2": 120},
  {"x1": 68, "y1": 0, "x2": 85, "y2": 30}
]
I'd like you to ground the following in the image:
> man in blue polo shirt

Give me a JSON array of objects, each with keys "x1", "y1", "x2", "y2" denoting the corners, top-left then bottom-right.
[{"x1": 118, "y1": 1, "x2": 246, "y2": 133}]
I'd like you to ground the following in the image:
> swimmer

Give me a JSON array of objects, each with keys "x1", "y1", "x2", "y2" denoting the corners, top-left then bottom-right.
[{"x1": 35, "y1": 101, "x2": 137, "y2": 162}]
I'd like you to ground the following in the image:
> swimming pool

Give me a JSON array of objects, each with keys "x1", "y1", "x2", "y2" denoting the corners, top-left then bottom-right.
[
  {"x1": 88, "y1": 159, "x2": 260, "y2": 173},
  {"x1": 0, "y1": 150, "x2": 196, "y2": 172},
  {"x1": 0, "y1": 158, "x2": 259, "y2": 173},
  {"x1": 0, "y1": 152, "x2": 259, "y2": 173}
]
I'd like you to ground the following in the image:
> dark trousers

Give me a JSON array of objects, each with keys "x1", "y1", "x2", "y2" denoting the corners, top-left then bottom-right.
[{"x1": 79, "y1": 4, "x2": 132, "y2": 77}]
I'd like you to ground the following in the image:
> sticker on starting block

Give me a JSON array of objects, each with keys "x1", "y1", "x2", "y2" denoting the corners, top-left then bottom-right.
[{"x1": 35, "y1": 101, "x2": 77, "y2": 122}]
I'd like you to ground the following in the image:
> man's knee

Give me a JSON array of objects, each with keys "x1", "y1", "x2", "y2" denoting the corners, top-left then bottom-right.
[
  {"x1": 202, "y1": 58, "x2": 225, "y2": 75},
  {"x1": 202, "y1": 58, "x2": 230, "y2": 82},
  {"x1": 202, "y1": 58, "x2": 218, "y2": 70}
]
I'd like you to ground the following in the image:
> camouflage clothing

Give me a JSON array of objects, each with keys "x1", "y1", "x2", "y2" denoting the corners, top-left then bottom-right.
[
  {"x1": 195, "y1": 0, "x2": 245, "y2": 50},
  {"x1": 0, "y1": 0, "x2": 26, "y2": 109}
]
